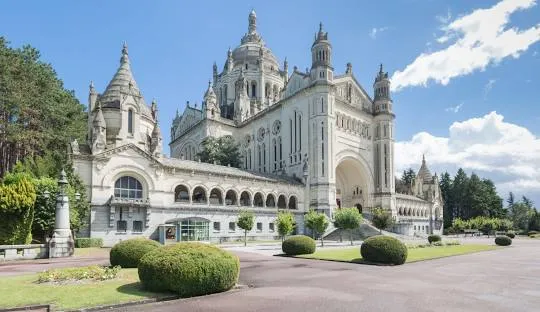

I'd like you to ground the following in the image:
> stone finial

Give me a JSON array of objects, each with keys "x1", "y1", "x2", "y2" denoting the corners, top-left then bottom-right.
[
  {"x1": 346, "y1": 62, "x2": 352, "y2": 74},
  {"x1": 89, "y1": 81, "x2": 95, "y2": 91}
]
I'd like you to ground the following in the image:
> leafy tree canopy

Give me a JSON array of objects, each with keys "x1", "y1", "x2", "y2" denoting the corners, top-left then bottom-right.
[
  {"x1": 371, "y1": 207, "x2": 394, "y2": 233},
  {"x1": 196, "y1": 136, "x2": 242, "y2": 168}
]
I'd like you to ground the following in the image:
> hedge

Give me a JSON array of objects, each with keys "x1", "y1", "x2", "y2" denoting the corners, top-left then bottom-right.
[
  {"x1": 360, "y1": 235, "x2": 408, "y2": 265},
  {"x1": 75, "y1": 238, "x2": 103, "y2": 248},
  {"x1": 528, "y1": 231, "x2": 539, "y2": 237},
  {"x1": 495, "y1": 236, "x2": 512, "y2": 246},
  {"x1": 427, "y1": 234, "x2": 441, "y2": 244},
  {"x1": 505, "y1": 232, "x2": 515, "y2": 239},
  {"x1": 138, "y1": 242, "x2": 239, "y2": 297},
  {"x1": 109, "y1": 238, "x2": 161, "y2": 268},
  {"x1": 282, "y1": 235, "x2": 316, "y2": 255}
]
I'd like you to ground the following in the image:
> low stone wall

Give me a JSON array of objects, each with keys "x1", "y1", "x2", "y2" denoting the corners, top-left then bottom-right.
[{"x1": 0, "y1": 244, "x2": 48, "y2": 261}]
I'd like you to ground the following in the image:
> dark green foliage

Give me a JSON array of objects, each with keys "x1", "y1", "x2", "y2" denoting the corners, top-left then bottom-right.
[
  {"x1": 506, "y1": 233, "x2": 515, "y2": 239},
  {"x1": 371, "y1": 207, "x2": 394, "y2": 234},
  {"x1": 109, "y1": 238, "x2": 161, "y2": 268},
  {"x1": 528, "y1": 231, "x2": 539, "y2": 236},
  {"x1": 0, "y1": 37, "x2": 87, "y2": 178},
  {"x1": 138, "y1": 242, "x2": 240, "y2": 297},
  {"x1": 0, "y1": 173, "x2": 36, "y2": 244},
  {"x1": 304, "y1": 209, "x2": 329, "y2": 246},
  {"x1": 196, "y1": 136, "x2": 242, "y2": 168},
  {"x1": 277, "y1": 211, "x2": 295, "y2": 241},
  {"x1": 528, "y1": 209, "x2": 540, "y2": 231},
  {"x1": 495, "y1": 236, "x2": 512, "y2": 246},
  {"x1": 75, "y1": 238, "x2": 103, "y2": 248},
  {"x1": 428, "y1": 234, "x2": 441, "y2": 244},
  {"x1": 282, "y1": 235, "x2": 316, "y2": 255},
  {"x1": 360, "y1": 235, "x2": 408, "y2": 265}
]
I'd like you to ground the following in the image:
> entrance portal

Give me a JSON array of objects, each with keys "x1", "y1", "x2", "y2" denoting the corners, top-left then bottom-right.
[{"x1": 335, "y1": 157, "x2": 370, "y2": 211}]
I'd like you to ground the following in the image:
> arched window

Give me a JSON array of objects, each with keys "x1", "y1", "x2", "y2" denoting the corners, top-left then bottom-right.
[
  {"x1": 288, "y1": 196, "x2": 297, "y2": 209},
  {"x1": 240, "y1": 191, "x2": 251, "y2": 207},
  {"x1": 128, "y1": 109, "x2": 134, "y2": 135},
  {"x1": 114, "y1": 176, "x2": 142, "y2": 199},
  {"x1": 174, "y1": 185, "x2": 190, "y2": 202},
  {"x1": 266, "y1": 194, "x2": 276, "y2": 208},
  {"x1": 254, "y1": 193, "x2": 264, "y2": 207},
  {"x1": 225, "y1": 190, "x2": 238, "y2": 206},
  {"x1": 277, "y1": 195, "x2": 287, "y2": 209},
  {"x1": 273, "y1": 139, "x2": 277, "y2": 171},
  {"x1": 209, "y1": 188, "x2": 223, "y2": 205},
  {"x1": 262, "y1": 143, "x2": 266, "y2": 172},
  {"x1": 192, "y1": 186, "x2": 207, "y2": 204}
]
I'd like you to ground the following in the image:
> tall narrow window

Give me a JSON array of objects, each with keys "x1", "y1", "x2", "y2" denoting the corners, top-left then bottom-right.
[
  {"x1": 290, "y1": 119, "x2": 293, "y2": 154},
  {"x1": 294, "y1": 112, "x2": 297, "y2": 153},
  {"x1": 251, "y1": 82, "x2": 256, "y2": 98},
  {"x1": 248, "y1": 149, "x2": 252, "y2": 169},
  {"x1": 273, "y1": 139, "x2": 277, "y2": 171},
  {"x1": 299, "y1": 115, "x2": 302, "y2": 150},
  {"x1": 384, "y1": 144, "x2": 388, "y2": 187},
  {"x1": 128, "y1": 109, "x2": 134, "y2": 134},
  {"x1": 258, "y1": 145, "x2": 261, "y2": 172},
  {"x1": 263, "y1": 143, "x2": 266, "y2": 172},
  {"x1": 279, "y1": 137, "x2": 283, "y2": 168}
]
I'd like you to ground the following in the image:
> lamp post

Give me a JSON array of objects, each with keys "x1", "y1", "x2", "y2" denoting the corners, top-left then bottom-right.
[{"x1": 48, "y1": 169, "x2": 75, "y2": 258}]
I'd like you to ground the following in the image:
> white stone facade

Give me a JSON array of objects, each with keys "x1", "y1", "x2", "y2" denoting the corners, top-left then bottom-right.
[{"x1": 73, "y1": 11, "x2": 442, "y2": 246}]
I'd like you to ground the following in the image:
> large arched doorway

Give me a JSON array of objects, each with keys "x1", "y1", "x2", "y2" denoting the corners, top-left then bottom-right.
[{"x1": 335, "y1": 157, "x2": 371, "y2": 211}]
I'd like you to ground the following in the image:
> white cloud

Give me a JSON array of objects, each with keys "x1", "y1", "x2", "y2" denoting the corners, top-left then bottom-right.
[
  {"x1": 391, "y1": 0, "x2": 540, "y2": 91},
  {"x1": 445, "y1": 102, "x2": 464, "y2": 113},
  {"x1": 395, "y1": 111, "x2": 540, "y2": 202},
  {"x1": 436, "y1": 8, "x2": 452, "y2": 25},
  {"x1": 369, "y1": 27, "x2": 388, "y2": 39},
  {"x1": 484, "y1": 79, "x2": 497, "y2": 98}
]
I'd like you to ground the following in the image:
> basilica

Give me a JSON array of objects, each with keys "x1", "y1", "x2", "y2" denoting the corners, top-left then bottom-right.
[{"x1": 72, "y1": 10, "x2": 443, "y2": 247}]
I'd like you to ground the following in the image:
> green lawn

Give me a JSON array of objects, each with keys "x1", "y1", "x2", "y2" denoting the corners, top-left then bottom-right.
[
  {"x1": 297, "y1": 244, "x2": 499, "y2": 263},
  {"x1": 0, "y1": 269, "x2": 172, "y2": 310},
  {"x1": 73, "y1": 247, "x2": 111, "y2": 257}
]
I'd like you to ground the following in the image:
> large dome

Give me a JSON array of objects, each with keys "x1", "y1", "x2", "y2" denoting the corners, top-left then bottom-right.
[{"x1": 232, "y1": 43, "x2": 279, "y2": 70}]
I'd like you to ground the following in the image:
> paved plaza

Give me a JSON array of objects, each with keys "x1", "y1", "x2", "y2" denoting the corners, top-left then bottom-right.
[{"x1": 109, "y1": 239, "x2": 539, "y2": 312}]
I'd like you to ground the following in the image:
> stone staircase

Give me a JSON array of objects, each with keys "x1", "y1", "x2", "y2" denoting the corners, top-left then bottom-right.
[{"x1": 323, "y1": 220, "x2": 382, "y2": 242}]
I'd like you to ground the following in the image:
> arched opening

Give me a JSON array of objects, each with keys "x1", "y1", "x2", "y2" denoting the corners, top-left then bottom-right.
[
  {"x1": 174, "y1": 185, "x2": 190, "y2": 202},
  {"x1": 266, "y1": 194, "x2": 276, "y2": 208},
  {"x1": 209, "y1": 188, "x2": 223, "y2": 205},
  {"x1": 277, "y1": 195, "x2": 287, "y2": 209},
  {"x1": 225, "y1": 190, "x2": 237, "y2": 206},
  {"x1": 192, "y1": 186, "x2": 207, "y2": 204},
  {"x1": 251, "y1": 81, "x2": 257, "y2": 98},
  {"x1": 253, "y1": 192, "x2": 264, "y2": 207},
  {"x1": 335, "y1": 157, "x2": 370, "y2": 211},
  {"x1": 114, "y1": 176, "x2": 143, "y2": 199},
  {"x1": 240, "y1": 191, "x2": 251, "y2": 207},
  {"x1": 355, "y1": 203, "x2": 362, "y2": 214},
  {"x1": 288, "y1": 196, "x2": 297, "y2": 209}
]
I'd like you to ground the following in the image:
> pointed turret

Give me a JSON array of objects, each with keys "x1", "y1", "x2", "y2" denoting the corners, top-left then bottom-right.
[
  {"x1": 150, "y1": 113, "x2": 162, "y2": 158},
  {"x1": 204, "y1": 80, "x2": 220, "y2": 119},
  {"x1": 373, "y1": 63, "x2": 392, "y2": 114},
  {"x1": 418, "y1": 154, "x2": 433, "y2": 183},
  {"x1": 213, "y1": 62, "x2": 218, "y2": 84},
  {"x1": 91, "y1": 102, "x2": 107, "y2": 154},
  {"x1": 310, "y1": 22, "x2": 333, "y2": 82},
  {"x1": 241, "y1": 10, "x2": 262, "y2": 44}
]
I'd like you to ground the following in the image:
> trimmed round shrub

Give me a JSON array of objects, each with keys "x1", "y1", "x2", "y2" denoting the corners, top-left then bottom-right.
[
  {"x1": 282, "y1": 235, "x2": 316, "y2": 255},
  {"x1": 427, "y1": 234, "x2": 442, "y2": 244},
  {"x1": 360, "y1": 235, "x2": 408, "y2": 265},
  {"x1": 138, "y1": 242, "x2": 239, "y2": 297},
  {"x1": 110, "y1": 238, "x2": 161, "y2": 268},
  {"x1": 495, "y1": 236, "x2": 512, "y2": 246},
  {"x1": 506, "y1": 232, "x2": 515, "y2": 239}
]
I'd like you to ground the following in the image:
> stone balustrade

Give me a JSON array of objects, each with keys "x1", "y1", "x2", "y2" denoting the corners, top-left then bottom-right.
[{"x1": 0, "y1": 244, "x2": 48, "y2": 261}]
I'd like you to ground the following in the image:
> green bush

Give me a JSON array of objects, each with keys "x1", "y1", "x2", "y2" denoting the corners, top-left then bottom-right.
[
  {"x1": 110, "y1": 238, "x2": 161, "y2": 268},
  {"x1": 138, "y1": 242, "x2": 239, "y2": 297},
  {"x1": 360, "y1": 235, "x2": 408, "y2": 265},
  {"x1": 427, "y1": 234, "x2": 441, "y2": 244},
  {"x1": 505, "y1": 232, "x2": 515, "y2": 239},
  {"x1": 282, "y1": 235, "x2": 316, "y2": 255},
  {"x1": 528, "y1": 231, "x2": 539, "y2": 237},
  {"x1": 75, "y1": 238, "x2": 103, "y2": 248},
  {"x1": 495, "y1": 236, "x2": 512, "y2": 246},
  {"x1": 37, "y1": 265, "x2": 120, "y2": 283},
  {"x1": 445, "y1": 240, "x2": 461, "y2": 246}
]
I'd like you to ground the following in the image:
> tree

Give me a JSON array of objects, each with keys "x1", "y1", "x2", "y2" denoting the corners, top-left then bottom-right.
[
  {"x1": 276, "y1": 211, "x2": 295, "y2": 241},
  {"x1": 333, "y1": 207, "x2": 363, "y2": 245},
  {"x1": 439, "y1": 172, "x2": 453, "y2": 228},
  {"x1": 0, "y1": 172, "x2": 37, "y2": 244},
  {"x1": 237, "y1": 210, "x2": 254, "y2": 246},
  {"x1": 197, "y1": 136, "x2": 242, "y2": 168},
  {"x1": 371, "y1": 207, "x2": 393, "y2": 234},
  {"x1": 304, "y1": 209, "x2": 329, "y2": 246},
  {"x1": 0, "y1": 37, "x2": 87, "y2": 178},
  {"x1": 452, "y1": 168, "x2": 469, "y2": 220},
  {"x1": 528, "y1": 210, "x2": 540, "y2": 232}
]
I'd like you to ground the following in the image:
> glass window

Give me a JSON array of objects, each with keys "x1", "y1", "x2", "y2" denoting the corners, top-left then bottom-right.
[
  {"x1": 213, "y1": 222, "x2": 220, "y2": 232},
  {"x1": 257, "y1": 222, "x2": 262, "y2": 232},
  {"x1": 179, "y1": 219, "x2": 209, "y2": 241},
  {"x1": 128, "y1": 109, "x2": 134, "y2": 134},
  {"x1": 117, "y1": 220, "x2": 127, "y2": 232},
  {"x1": 133, "y1": 220, "x2": 143, "y2": 232},
  {"x1": 269, "y1": 223, "x2": 275, "y2": 232},
  {"x1": 114, "y1": 176, "x2": 143, "y2": 199},
  {"x1": 229, "y1": 222, "x2": 236, "y2": 231}
]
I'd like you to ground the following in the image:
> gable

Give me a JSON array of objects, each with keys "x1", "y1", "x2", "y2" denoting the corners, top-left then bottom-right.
[
  {"x1": 174, "y1": 107, "x2": 203, "y2": 138},
  {"x1": 334, "y1": 76, "x2": 373, "y2": 112},
  {"x1": 284, "y1": 72, "x2": 309, "y2": 98}
]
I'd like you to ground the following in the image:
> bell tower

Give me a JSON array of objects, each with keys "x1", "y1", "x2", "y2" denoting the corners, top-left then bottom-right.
[{"x1": 310, "y1": 23, "x2": 333, "y2": 83}]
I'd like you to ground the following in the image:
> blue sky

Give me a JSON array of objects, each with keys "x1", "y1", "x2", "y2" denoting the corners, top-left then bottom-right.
[{"x1": 1, "y1": 0, "x2": 539, "y2": 204}]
